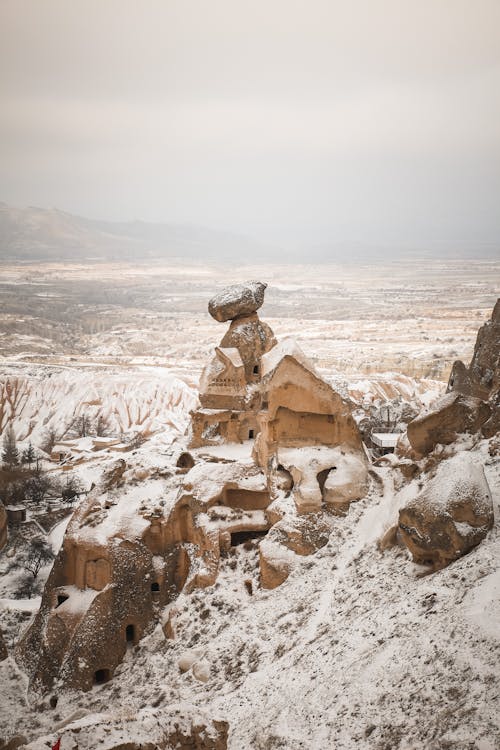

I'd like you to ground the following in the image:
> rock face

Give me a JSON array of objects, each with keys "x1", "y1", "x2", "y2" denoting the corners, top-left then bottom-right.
[
  {"x1": 16, "y1": 457, "x2": 276, "y2": 692},
  {"x1": 208, "y1": 281, "x2": 267, "y2": 322},
  {"x1": 407, "y1": 392, "x2": 491, "y2": 455},
  {"x1": 447, "y1": 298, "x2": 499, "y2": 437},
  {"x1": 398, "y1": 454, "x2": 493, "y2": 569},
  {"x1": 406, "y1": 298, "x2": 499, "y2": 454},
  {"x1": 254, "y1": 341, "x2": 367, "y2": 514},
  {"x1": 220, "y1": 313, "x2": 277, "y2": 382}
]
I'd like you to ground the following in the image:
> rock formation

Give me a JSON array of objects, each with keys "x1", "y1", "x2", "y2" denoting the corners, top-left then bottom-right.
[
  {"x1": 398, "y1": 454, "x2": 493, "y2": 569},
  {"x1": 254, "y1": 340, "x2": 368, "y2": 514},
  {"x1": 18, "y1": 281, "x2": 371, "y2": 691},
  {"x1": 406, "y1": 298, "x2": 499, "y2": 454},
  {"x1": 406, "y1": 392, "x2": 490, "y2": 455},
  {"x1": 208, "y1": 280, "x2": 267, "y2": 322},
  {"x1": 190, "y1": 281, "x2": 277, "y2": 448}
]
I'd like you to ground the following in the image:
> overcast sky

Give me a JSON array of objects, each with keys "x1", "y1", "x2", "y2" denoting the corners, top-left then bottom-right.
[{"x1": 1, "y1": 0, "x2": 499, "y2": 249}]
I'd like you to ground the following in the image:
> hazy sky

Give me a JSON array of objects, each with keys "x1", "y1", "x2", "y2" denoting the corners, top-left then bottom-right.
[{"x1": 1, "y1": 0, "x2": 500, "y2": 247}]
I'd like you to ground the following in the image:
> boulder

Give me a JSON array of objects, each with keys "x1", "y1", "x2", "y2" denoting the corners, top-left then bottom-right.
[
  {"x1": 208, "y1": 281, "x2": 267, "y2": 322},
  {"x1": 398, "y1": 455, "x2": 493, "y2": 569},
  {"x1": 259, "y1": 538, "x2": 296, "y2": 589},
  {"x1": 322, "y1": 450, "x2": 369, "y2": 513},
  {"x1": 406, "y1": 392, "x2": 490, "y2": 455}
]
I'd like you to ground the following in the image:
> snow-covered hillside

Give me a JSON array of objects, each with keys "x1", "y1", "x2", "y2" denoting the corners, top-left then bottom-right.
[
  {"x1": 0, "y1": 365, "x2": 198, "y2": 447},
  {"x1": 0, "y1": 440, "x2": 498, "y2": 749}
]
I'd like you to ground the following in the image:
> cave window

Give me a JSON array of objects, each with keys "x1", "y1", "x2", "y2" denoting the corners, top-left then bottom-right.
[
  {"x1": 125, "y1": 624, "x2": 135, "y2": 643},
  {"x1": 56, "y1": 594, "x2": 68, "y2": 608},
  {"x1": 176, "y1": 452, "x2": 194, "y2": 470},
  {"x1": 151, "y1": 582, "x2": 160, "y2": 592},
  {"x1": 94, "y1": 668, "x2": 111, "y2": 685},
  {"x1": 248, "y1": 429, "x2": 254, "y2": 439},
  {"x1": 253, "y1": 365, "x2": 259, "y2": 375}
]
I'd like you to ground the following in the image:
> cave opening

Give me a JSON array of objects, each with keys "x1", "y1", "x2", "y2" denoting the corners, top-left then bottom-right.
[
  {"x1": 94, "y1": 668, "x2": 111, "y2": 685},
  {"x1": 230, "y1": 529, "x2": 269, "y2": 547},
  {"x1": 56, "y1": 594, "x2": 69, "y2": 608},
  {"x1": 125, "y1": 624, "x2": 135, "y2": 643}
]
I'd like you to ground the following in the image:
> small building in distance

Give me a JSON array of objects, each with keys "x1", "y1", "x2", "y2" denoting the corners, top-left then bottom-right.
[{"x1": 371, "y1": 432, "x2": 400, "y2": 456}]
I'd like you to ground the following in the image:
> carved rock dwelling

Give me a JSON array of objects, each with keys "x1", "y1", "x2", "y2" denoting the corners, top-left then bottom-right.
[{"x1": 17, "y1": 281, "x2": 368, "y2": 693}]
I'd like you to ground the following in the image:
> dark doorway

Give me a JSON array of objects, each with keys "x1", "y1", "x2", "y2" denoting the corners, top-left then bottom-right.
[
  {"x1": 125, "y1": 624, "x2": 135, "y2": 643},
  {"x1": 248, "y1": 429, "x2": 254, "y2": 439},
  {"x1": 230, "y1": 529, "x2": 268, "y2": 547},
  {"x1": 151, "y1": 582, "x2": 160, "y2": 592},
  {"x1": 253, "y1": 365, "x2": 259, "y2": 375},
  {"x1": 94, "y1": 668, "x2": 111, "y2": 685},
  {"x1": 176, "y1": 452, "x2": 195, "y2": 470}
]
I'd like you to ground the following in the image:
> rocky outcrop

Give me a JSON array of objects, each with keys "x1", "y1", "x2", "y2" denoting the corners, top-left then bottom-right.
[
  {"x1": 191, "y1": 282, "x2": 276, "y2": 448},
  {"x1": 447, "y1": 298, "x2": 499, "y2": 398},
  {"x1": 398, "y1": 455, "x2": 493, "y2": 570},
  {"x1": 16, "y1": 456, "x2": 277, "y2": 692},
  {"x1": 406, "y1": 392, "x2": 490, "y2": 455},
  {"x1": 446, "y1": 298, "x2": 500, "y2": 436},
  {"x1": 220, "y1": 313, "x2": 277, "y2": 382},
  {"x1": 208, "y1": 281, "x2": 267, "y2": 322}
]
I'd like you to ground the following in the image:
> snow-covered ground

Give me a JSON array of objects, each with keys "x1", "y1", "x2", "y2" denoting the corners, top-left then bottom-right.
[
  {"x1": 0, "y1": 440, "x2": 498, "y2": 749},
  {"x1": 0, "y1": 263, "x2": 498, "y2": 747}
]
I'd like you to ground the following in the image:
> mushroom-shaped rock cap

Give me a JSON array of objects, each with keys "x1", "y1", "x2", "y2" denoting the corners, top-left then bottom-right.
[{"x1": 208, "y1": 281, "x2": 267, "y2": 322}]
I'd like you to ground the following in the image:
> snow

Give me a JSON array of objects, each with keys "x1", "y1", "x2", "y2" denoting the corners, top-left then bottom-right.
[
  {"x1": 49, "y1": 516, "x2": 72, "y2": 553},
  {"x1": 261, "y1": 337, "x2": 313, "y2": 377},
  {"x1": 218, "y1": 347, "x2": 244, "y2": 368},
  {"x1": 53, "y1": 585, "x2": 100, "y2": 614},
  {"x1": 372, "y1": 432, "x2": 400, "y2": 448},
  {"x1": 462, "y1": 568, "x2": 500, "y2": 638}
]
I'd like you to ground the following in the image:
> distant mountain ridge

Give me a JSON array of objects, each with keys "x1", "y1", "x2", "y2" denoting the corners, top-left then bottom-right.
[
  {"x1": 0, "y1": 202, "x2": 498, "y2": 262},
  {"x1": 0, "y1": 202, "x2": 267, "y2": 262}
]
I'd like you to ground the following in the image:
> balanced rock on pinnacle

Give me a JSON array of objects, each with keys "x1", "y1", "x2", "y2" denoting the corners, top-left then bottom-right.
[{"x1": 208, "y1": 281, "x2": 267, "y2": 323}]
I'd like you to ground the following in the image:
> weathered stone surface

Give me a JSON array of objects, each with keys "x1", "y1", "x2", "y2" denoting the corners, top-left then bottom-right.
[
  {"x1": 208, "y1": 281, "x2": 267, "y2": 322},
  {"x1": 259, "y1": 538, "x2": 295, "y2": 589},
  {"x1": 255, "y1": 345, "x2": 365, "y2": 496},
  {"x1": 220, "y1": 313, "x2": 277, "y2": 382},
  {"x1": 406, "y1": 392, "x2": 490, "y2": 455},
  {"x1": 399, "y1": 455, "x2": 493, "y2": 569},
  {"x1": 191, "y1": 286, "x2": 276, "y2": 449},
  {"x1": 446, "y1": 298, "x2": 499, "y2": 437},
  {"x1": 322, "y1": 450, "x2": 370, "y2": 512}
]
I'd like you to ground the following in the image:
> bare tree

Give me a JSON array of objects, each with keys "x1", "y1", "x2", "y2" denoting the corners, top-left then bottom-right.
[{"x1": 23, "y1": 537, "x2": 54, "y2": 579}]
